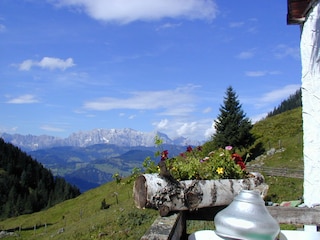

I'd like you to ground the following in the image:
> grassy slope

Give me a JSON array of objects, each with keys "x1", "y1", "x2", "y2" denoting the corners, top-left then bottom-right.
[
  {"x1": 249, "y1": 107, "x2": 304, "y2": 203},
  {"x1": 0, "y1": 179, "x2": 158, "y2": 240},
  {"x1": 250, "y1": 107, "x2": 303, "y2": 168},
  {"x1": 0, "y1": 108, "x2": 305, "y2": 237}
]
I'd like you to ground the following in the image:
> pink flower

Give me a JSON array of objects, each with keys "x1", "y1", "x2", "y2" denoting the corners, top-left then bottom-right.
[{"x1": 225, "y1": 146, "x2": 233, "y2": 151}]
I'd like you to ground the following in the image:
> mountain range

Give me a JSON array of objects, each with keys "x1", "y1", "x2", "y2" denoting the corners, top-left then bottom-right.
[
  {"x1": 0, "y1": 129, "x2": 194, "y2": 192},
  {"x1": 0, "y1": 128, "x2": 201, "y2": 152}
]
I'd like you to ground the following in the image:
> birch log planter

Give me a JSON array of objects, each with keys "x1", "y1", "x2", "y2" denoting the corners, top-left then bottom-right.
[{"x1": 133, "y1": 172, "x2": 268, "y2": 216}]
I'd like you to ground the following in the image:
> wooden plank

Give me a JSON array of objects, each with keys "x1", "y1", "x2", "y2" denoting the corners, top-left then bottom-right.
[
  {"x1": 267, "y1": 206, "x2": 320, "y2": 225},
  {"x1": 140, "y1": 212, "x2": 186, "y2": 240},
  {"x1": 186, "y1": 206, "x2": 320, "y2": 225},
  {"x1": 141, "y1": 206, "x2": 320, "y2": 239}
]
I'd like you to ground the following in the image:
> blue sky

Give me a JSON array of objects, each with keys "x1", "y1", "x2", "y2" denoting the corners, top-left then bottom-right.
[{"x1": 1, "y1": 0, "x2": 302, "y2": 141}]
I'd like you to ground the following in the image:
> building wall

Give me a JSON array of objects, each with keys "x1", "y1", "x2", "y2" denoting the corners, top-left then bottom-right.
[{"x1": 300, "y1": 0, "x2": 320, "y2": 207}]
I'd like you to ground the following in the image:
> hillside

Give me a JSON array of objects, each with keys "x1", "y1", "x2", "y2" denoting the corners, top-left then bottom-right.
[
  {"x1": 0, "y1": 108, "x2": 305, "y2": 238},
  {"x1": 0, "y1": 138, "x2": 80, "y2": 220},
  {"x1": 249, "y1": 107, "x2": 303, "y2": 169},
  {"x1": 0, "y1": 178, "x2": 158, "y2": 240},
  {"x1": 247, "y1": 107, "x2": 303, "y2": 203}
]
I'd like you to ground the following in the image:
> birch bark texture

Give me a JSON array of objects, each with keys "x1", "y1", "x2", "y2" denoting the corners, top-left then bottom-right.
[
  {"x1": 133, "y1": 173, "x2": 268, "y2": 216},
  {"x1": 300, "y1": 1, "x2": 320, "y2": 207}
]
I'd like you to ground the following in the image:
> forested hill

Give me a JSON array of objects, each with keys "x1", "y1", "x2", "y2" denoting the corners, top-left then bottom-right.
[
  {"x1": 267, "y1": 88, "x2": 301, "y2": 118},
  {"x1": 0, "y1": 138, "x2": 80, "y2": 220}
]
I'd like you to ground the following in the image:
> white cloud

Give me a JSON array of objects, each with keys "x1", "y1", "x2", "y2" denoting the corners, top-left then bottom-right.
[
  {"x1": 176, "y1": 122, "x2": 197, "y2": 136},
  {"x1": 6, "y1": 94, "x2": 39, "y2": 104},
  {"x1": 229, "y1": 21, "x2": 244, "y2": 28},
  {"x1": 204, "y1": 126, "x2": 215, "y2": 139},
  {"x1": 250, "y1": 113, "x2": 267, "y2": 123},
  {"x1": 245, "y1": 71, "x2": 267, "y2": 77},
  {"x1": 50, "y1": 0, "x2": 218, "y2": 24},
  {"x1": 18, "y1": 57, "x2": 75, "y2": 71},
  {"x1": 155, "y1": 119, "x2": 169, "y2": 129},
  {"x1": 83, "y1": 85, "x2": 198, "y2": 116},
  {"x1": 203, "y1": 107, "x2": 212, "y2": 113},
  {"x1": 259, "y1": 84, "x2": 301, "y2": 104},
  {"x1": 0, "y1": 126, "x2": 18, "y2": 134},
  {"x1": 156, "y1": 22, "x2": 182, "y2": 31},
  {"x1": 153, "y1": 118, "x2": 214, "y2": 142},
  {"x1": 245, "y1": 70, "x2": 281, "y2": 77},
  {"x1": 236, "y1": 49, "x2": 255, "y2": 59},
  {"x1": 0, "y1": 24, "x2": 6, "y2": 32},
  {"x1": 40, "y1": 125, "x2": 65, "y2": 132},
  {"x1": 273, "y1": 44, "x2": 300, "y2": 60}
]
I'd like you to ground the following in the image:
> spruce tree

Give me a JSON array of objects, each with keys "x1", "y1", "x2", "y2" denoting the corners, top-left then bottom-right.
[{"x1": 212, "y1": 86, "x2": 254, "y2": 150}]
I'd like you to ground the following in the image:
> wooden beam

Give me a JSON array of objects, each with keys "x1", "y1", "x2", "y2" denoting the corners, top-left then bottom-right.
[
  {"x1": 140, "y1": 212, "x2": 186, "y2": 240},
  {"x1": 186, "y1": 206, "x2": 320, "y2": 225},
  {"x1": 141, "y1": 206, "x2": 320, "y2": 239},
  {"x1": 267, "y1": 206, "x2": 320, "y2": 225}
]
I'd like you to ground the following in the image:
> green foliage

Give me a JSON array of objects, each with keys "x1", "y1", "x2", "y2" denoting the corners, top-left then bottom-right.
[
  {"x1": 165, "y1": 146, "x2": 246, "y2": 180},
  {"x1": 112, "y1": 172, "x2": 122, "y2": 184},
  {"x1": 142, "y1": 156, "x2": 158, "y2": 173},
  {"x1": 0, "y1": 138, "x2": 80, "y2": 220},
  {"x1": 212, "y1": 86, "x2": 254, "y2": 150},
  {"x1": 142, "y1": 137, "x2": 247, "y2": 181}
]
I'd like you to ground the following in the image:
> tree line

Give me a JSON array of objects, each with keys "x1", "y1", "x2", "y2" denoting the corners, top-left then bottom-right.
[
  {"x1": 267, "y1": 88, "x2": 301, "y2": 117},
  {"x1": 0, "y1": 138, "x2": 80, "y2": 219}
]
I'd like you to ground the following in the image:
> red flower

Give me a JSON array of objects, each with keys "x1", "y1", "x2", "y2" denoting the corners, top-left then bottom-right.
[
  {"x1": 161, "y1": 150, "x2": 169, "y2": 161},
  {"x1": 186, "y1": 146, "x2": 193, "y2": 152},
  {"x1": 237, "y1": 161, "x2": 246, "y2": 170},
  {"x1": 197, "y1": 146, "x2": 203, "y2": 152},
  {"x1": 232, "y1": 153, "x2": 242, "y2": 161},
  {"x1": 232, "y1": 153, "x2": 246, "y2": 170}
]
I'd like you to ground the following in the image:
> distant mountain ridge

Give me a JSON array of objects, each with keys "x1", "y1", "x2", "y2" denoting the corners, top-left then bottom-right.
[
  {"x1": 0, "y1": 128, "x2": 199, "y2": 192},
  {"x1": 27, "y1": 143, "x2": 186, "y2": 192},
  {"x1": 0, "y1": 128, "x2": 201, "y2": 151}
]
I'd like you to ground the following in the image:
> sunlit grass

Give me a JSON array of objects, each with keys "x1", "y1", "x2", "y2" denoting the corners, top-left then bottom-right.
[
  {"x1": 0, "y1": 179, "x2": 158, "y2": 239},
  {"x1": 0, "y1": 107, "x2": 305, "y2": 238}
]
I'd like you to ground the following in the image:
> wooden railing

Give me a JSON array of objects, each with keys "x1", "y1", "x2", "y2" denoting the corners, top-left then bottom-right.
[
  {"x1": 140, "y1": 168, "x2": 309, "y2": 239},
  {"x1": 141, "y1": 206, "x2": 320, "y2": 240}
]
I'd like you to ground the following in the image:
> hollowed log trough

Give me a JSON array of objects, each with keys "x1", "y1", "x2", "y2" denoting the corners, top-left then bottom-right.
[{"x1": 133, "y1": 172, "x2": 268, "y2": 216}]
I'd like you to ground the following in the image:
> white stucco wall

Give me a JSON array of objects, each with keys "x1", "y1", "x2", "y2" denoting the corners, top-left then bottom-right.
[{"x1": 300, "y1": 0, "x2": 320, "y2": 207}]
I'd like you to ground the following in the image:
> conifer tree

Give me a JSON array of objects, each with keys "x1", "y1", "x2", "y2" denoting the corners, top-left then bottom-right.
[{"x1": 212, "y1": 86, "x2": 254, "y2": 150}]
